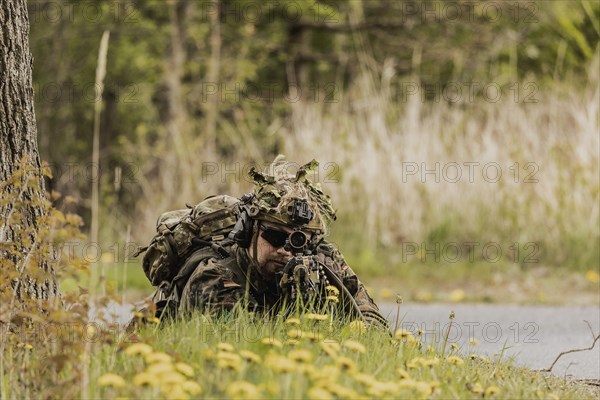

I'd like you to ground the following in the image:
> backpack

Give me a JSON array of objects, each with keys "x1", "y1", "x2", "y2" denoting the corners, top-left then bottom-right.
[{"x1": 137, "y1": 195, "x2": 240, "y2": 287}]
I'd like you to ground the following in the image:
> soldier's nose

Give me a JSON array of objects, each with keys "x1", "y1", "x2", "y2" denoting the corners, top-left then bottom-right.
[{"x1": 276, "y1": 246, "x2": 292, "y2": 257}]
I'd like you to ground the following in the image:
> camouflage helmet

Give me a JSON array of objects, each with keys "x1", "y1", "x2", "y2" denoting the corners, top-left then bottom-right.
[{"x1": 245, "y1": 155, "x2": 336, "y2": 235}]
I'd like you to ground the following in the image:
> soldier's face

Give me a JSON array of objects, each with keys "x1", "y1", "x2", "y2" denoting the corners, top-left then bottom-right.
[{"x1": 251, "y1": 222, "x2": 294, "y2": 279}]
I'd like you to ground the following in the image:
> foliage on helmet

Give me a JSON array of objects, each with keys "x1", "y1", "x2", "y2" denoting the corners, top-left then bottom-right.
[{"x1": 247, "y1": 155, "x2": 337, "y2": 234}]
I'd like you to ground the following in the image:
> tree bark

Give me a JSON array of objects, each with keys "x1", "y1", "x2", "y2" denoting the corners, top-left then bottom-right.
[{"x1": 0, "y1": 0, "x2": 57, "y2": 302}]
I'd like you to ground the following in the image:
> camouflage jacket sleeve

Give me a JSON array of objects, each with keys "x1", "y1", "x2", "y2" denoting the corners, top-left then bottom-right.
[
  {"x1": 179, "y1": 256, "x2": 259, "y2": 315},
  {"x1": 316, "y1": 242, "x2": 389, "y2": 330}
]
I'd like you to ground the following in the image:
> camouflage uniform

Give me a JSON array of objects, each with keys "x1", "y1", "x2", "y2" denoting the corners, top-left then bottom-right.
[
  {"x1": 178, "y1": 240, "x2": 388, "y2": 328},
  {"x1": 144, "y1": 157, "x2": 388, "y2": 329}
]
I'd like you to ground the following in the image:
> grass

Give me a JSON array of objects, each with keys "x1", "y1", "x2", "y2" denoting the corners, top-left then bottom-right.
[
  {"x1": 81, "y1": 310, "x2": 597, "y2": 399},
  {"x1": 359, "y1": 260, "x2": 600, "y2": 306},
  {"x1": 62, "y1": 256, "x2": 600, "y2": 307},
  {"x1": 59, "y1": 261, "x2": 152, "y2": 300}
]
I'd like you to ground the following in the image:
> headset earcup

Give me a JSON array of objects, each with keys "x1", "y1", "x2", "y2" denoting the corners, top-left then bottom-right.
[{"x1": 228, "y1": 210, "x2": 254, "y2": 248}]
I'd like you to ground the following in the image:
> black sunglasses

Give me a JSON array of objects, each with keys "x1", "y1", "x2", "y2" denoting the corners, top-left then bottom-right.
[{"x1": 258, "y1": 224, "x2": 290, "y2": 248}]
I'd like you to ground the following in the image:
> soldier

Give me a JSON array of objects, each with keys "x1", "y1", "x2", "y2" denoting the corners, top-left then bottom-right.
[{"x1": 151, "y1": 157, "x2": 388, "y2": 329}]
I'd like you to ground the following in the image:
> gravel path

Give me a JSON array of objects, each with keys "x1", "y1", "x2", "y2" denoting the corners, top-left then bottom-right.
[{"x1": 379, "y1": 303, "x2": 600, "y2": 380}]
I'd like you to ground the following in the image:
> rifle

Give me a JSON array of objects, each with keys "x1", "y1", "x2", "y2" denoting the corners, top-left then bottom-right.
[{"x1": 276, "y1": 231, "x2": 365, "y2": 323}]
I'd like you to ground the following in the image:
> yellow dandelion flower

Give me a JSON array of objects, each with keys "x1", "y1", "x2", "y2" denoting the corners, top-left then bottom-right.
[
  {"x1": 325, "y1": 285, "x2": 339, "y2": 295},
  {"x1": 485, "y1": 386, "x2": 501, "y2": 396},
  {"x1": 226, "y1": 381, "x2": 260, "y2": 399},
  {"x1": 450, "y1": 343, "x2": 459, "y2": 350},
  {"x1": 407, "y1": 357, "x2": 424, "y2": 369},
  {"x1": 311, "y1": 365, "x2": 340, "y2": 383},
  {"x1": 353, "y1": 373, "x2": 377, "y2": 387},
  {"x1": 133, "y1": 372, "x2": 155, "y2": 387},
  {"x1": 394, "y1": 329, "x2": 414, "y2": 340},
  {"x1": 175, "y1": 362, "x2": 195, "y2": 377},
  {"x1": 288, "y1": 349, "x2": 312, "y2": 363},
  {"x1": 468, "y1": 382, "x2": 483, "y2": 394},
  {"x1": 97, "y1": 373, "x2": 125, "y2": 388},
  {"x1": 147, "y1": 362, "x2": 174, "y2": 375},
  {"x1": 147, "y1": 317, "x2": 161, "y2": 324},
  {"x1": 182, "y1": 381, "x2": 202, "y2": 396},
  {"x1": 348, "y1": 320, "x2": 366, "y2": 334},
  {"x1": 217, "y1": 359, "x2": 242, "y2": 372},
  {"x1": 202, "y1": 349, "x2": 215, "y2": 362},
  {"x1": 342, "y1": 340, "x2": 366, "y2": 354},
  {"x1": 397, "y1": 368, "x2": 411, "y2": 380},
  {"x1": 296, "y1": 363, "x2": 317, "y2": 376},
  {"x1": 585, "y1": 270, "x2": 600, "y2": 283},
  {"x1": 217, "y1": 342, "x2": 234, "y2": 352},
  {"x1": 145, "y1": 351, "x2": 172, "y2": 364},
  {"x1": 429, "y1": 380, "x2": 441, "y2": 393},
  {"x1": 469, "y1": 354, "x2": 478, "y2": 360},
  {"x1": 373, "y1": 381, "x2": 400, "y2": 396},
  {"x1": 305, "y1": 313, "x2": 328, "y2": 321},
  {"x1": 163, "y1": 386, "x2": 189, "y2": 400},
  {"x1": 239, "y1": 350, "x2": 261, "y2": 363},
  {"x1": 328, "y1": 383, "x2": 359, "y2": 398},
  {"x1": 397, "y1": 379, "x2": 417, "y2": 390},
  {"x1": 415, "y1": 381, "x2": 432, "y2": 396},
  {"x1": 86, "y1": 324, "x2": 98, "y2": 338},
  {"x1": 335, "y1": 356, "x2": 357, "y2": 374},
  {"x1": 479, "y1": 356, "x2": 491, "y2": 363},
  {"x1": 406, "y1": 336, "x2": 421, "y2": 349},
  {"x1": 261, "y1": 337, "x2": 283, "y2": 348},
  {"x1": 161, "y1": 371, "x2": 186, "y2": 385},
  {"x1": 260, "y1": 382, "x2": 280, "y2": 396},
  {"x1": 303, "y1": 331, "x2": 323, "y2": 341},
  {"x1": 325, "y1": 295, "x2": 339, "y2": 303},
  {"x1": 422, "y1": 357, "x2": 440, "y2": 367},
  {"x1": 446, "y1": 355, "x2": 464, "y2": 365},
  {"x1": 469, "y1": 337, "x2": 479, "y2": 345},
  {"x1": 285, "y1": 339, "x2": 300, "y2": 346},
  {"x1": 125, "y1": 343, "x2": 153, "y2": 356},
  {"x1": 285, "y1": 317, "x2": 301, "y2": 325},
  {"x1": 287, "y1": 328, "x2": 304, "y2": 339},
  {"x1": 265, "y1": 354, "x2": 296, "y2": 373},
  {"x1": 307, "y1": 387, "x2": 334, "y2": 400},
  {"x1": 320, "y1": 341, "x2": 341, "y2": 357},
  {"x1": 449, "y1": 289, "x2": 465, "y2": 302},
  {"x1": 217, "y1": 351, "x2": 242, "y2": 364}
]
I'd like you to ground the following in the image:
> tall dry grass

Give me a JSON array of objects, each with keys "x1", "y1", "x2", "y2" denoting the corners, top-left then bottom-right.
[
  {"x1": 284, "y1": 57, "x2": 599, "y2": 269},
  {"x1": 124, "y1": 57, "x2": 599, "y2": 270}
]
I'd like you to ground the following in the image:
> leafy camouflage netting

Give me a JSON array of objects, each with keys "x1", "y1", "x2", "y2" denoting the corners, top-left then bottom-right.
[{"x1": 248, "y1": 155, "x2": 337, "y2": 234}]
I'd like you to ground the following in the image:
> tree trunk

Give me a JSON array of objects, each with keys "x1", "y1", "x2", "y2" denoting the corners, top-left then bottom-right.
[{"x1": 0, "y1": 0, "x2": 57, "y2": 303}]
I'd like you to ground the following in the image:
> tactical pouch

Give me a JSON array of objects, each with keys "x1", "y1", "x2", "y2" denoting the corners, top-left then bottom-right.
[{"x1": 138, "y1": 195, "x2": 239, "y2": 287}]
